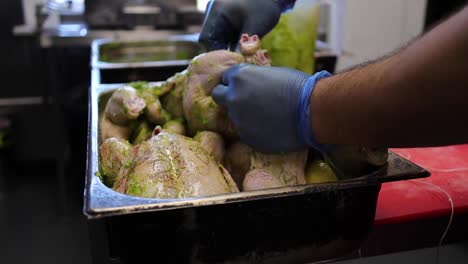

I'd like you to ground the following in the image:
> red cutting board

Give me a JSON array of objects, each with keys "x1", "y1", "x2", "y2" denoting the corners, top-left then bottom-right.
[{"x1": 375, "y1": 145, "x2": 468, "y2": 225}]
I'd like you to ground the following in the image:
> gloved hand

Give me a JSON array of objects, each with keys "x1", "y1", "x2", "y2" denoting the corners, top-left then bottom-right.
[
  {"x1": 212, "y1": 64, "x2": 332, "y2": 153},
  {"x1": 199, "y1": 0, "x2": 294, "y2": 51}
]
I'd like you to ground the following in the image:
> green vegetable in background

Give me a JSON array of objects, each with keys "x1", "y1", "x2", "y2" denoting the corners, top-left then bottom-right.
[{"x1": 261, "y1": 0, "x2": 320, "y2": 74}]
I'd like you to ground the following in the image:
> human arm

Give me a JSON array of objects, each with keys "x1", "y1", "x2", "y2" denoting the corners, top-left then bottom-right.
[
  {"x1": 198, "y1": 0, "x2": 295, "y2": 51},
  {"x1": 312, "y1": 5, "x2": 468, "y2": 147},
  {"x1": 214, "y1": 5, "x2": 468, "y2": 152},
  {"x1": 213, "y1": 65, "x2": 330, "y2": 153}
]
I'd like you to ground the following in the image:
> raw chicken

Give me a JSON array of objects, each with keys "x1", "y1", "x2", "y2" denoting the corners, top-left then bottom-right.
[
  {"x1": 240, "y1": 34, "x2": 271, "y2": 66},
  {"x1": 183, "y1": 34, "x2": 271, "y2": 137},
  {"x1": 219, "y1": 35, "x2": 307, "y2": 191},
  {"x1": 194, "y1": 131, "x2": 225, "y2": 163},
  {"x1": 100, "y1": 115, "x2": 131, "y2": 143},
  {"x1": 183, "y1": 50, "x2": 243, "y2": 137},
  {"x1": 134, "y1": 83, "x2": 172, "y2": 125},
  {"x1": 131, "y1": 121, "x2": 152, "y2": 145},
  {"x1": 131, "y1": 81, "x2": 173, "y2": 97},
  {"x1": 104, "y1": 86, "x2": 146, "y2": 126},
  {"x1": 224, "y1": 142, "x2": 254, "y2": 188},
  {"x1": 243, "y1": 169, "x2": 284, "y2": 191},
  {"x1": 162, "y1": 119, "x2": 186, "y2": 135},
  {"x1": 161, "y1": 71, "x2": 189, "y2": 118},
  {"x1": 251, "y1": 49, "x2": 272, "y2": 66},
  {"x1": 224, "y1": 141, "x2": 307, "y2": 191},
  {"x1": 99, "y1": 137, "x2": 132, "y2": 187},
  {"x1": 113, "y1": 131, "x2": 239, "y2": 199},
  {"x1": 244, "y1": 151, "x2": 307, "y2": 191},
  {"x1": 145, "y1": 97, "x2": 171, "y2": 125},
  {"x1": 236, "y1": 150, "x2": 308, "y2": 192},
  {"x1": 240, "y1": 34, "x2": 261, "y2": 56}
]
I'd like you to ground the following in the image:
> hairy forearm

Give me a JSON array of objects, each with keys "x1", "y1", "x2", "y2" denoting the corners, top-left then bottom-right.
[{"x1": 312, "y1": 5, "x2": 468, "y2": 147}]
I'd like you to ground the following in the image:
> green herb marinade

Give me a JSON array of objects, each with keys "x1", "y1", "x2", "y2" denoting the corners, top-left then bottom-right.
[{"x1": 261, "y1": 1, "x2": 320, "y2": 74}]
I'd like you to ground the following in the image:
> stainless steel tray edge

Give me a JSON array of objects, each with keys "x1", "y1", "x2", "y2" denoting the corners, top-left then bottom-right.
[{"x1": 91, "y1": 35, "x2": 202, "y2": 70}]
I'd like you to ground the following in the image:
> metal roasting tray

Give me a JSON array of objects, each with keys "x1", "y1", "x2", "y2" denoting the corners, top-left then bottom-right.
[
  {"x1": 84, "y1": 63, "x2": 430, "y2": 264},
  {"x1": 85, "y1": 82, "x2": 430, "y2": 219}
]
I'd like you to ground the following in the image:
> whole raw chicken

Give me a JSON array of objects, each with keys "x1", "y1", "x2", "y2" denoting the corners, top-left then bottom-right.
[
  {"x1": 99, "y1": 137, "x2": 132, "y2": 187},
  {"x1": 161, "y1": 71, "x2": 189, "y2": 119},
  {"x1": 225, "y1": 142, "x2": 307, "y2": 191},
  {"x1": 113, "y1": 131, "x2": 239, "y2": 199},
  {"x1": 104, "y1": 86, "x2": 146, "y2": 126},
  {"x1": 194, "y1": 131, "x2": 225, "y2": 163},
  {"x1": 220, "y1": 35, "x2": 308, "y2": 191},
  {"x1": 183, "y1": 50, "x2": 243, "y2": 137},
  {"x1": 183, "y1": 34, "x2": 271, "y2": 137},
  {"x1": 99, "y1": 114, "x2": 131, "y2": 143}
]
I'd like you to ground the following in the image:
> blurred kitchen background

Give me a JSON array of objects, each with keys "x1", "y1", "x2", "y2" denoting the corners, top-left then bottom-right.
[{"x1": 0, "y1": 0, "x2": 467, "y2": 263}]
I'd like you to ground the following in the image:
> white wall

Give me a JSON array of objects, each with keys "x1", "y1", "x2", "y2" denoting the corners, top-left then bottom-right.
[{"x1": 337, "y1": 0, "x2": 427, "y2": 71}]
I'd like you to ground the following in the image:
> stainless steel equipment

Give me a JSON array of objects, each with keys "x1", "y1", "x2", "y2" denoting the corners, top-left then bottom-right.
[
  {"x1": 14, "y1": 0, "x2": 203, "y2": 48},
  {"x1": 85, "y1": 0, "x2": 202, "y2": 29},
  {"x1": 92, "y1": 36, "x2": 204, "y2": 83}
]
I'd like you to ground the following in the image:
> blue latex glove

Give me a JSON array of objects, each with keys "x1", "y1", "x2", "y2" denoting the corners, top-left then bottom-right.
[
  {"x1": 199, "y1": 0, "x2": 296, "y2": 51},
  {"x1": 212, "y1": 64, "x2": 332, "y2": 153}
]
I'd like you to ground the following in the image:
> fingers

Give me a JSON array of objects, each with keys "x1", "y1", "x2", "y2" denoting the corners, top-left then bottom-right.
[
  {"x1": 213, "y1": 64, "x2": 249, "y2": 107},
  {"x1": 228, "y1": 40, "x2": 240, "y2": 52},
  {"x1": 198, "y1": 2, "x2": 227, "y2": 50},
  {"x1": 241, "y1": 20, "x2": 265, "y2": 38},
  {"x1": 204, "y1": 0, "x2": 215, "y2": 16},
  {"x1": 212, "y1": 84, "x2": 229, "y2": 106},
  {"x1": 199, "y1": 0, "x2": 281, "y2": 51},
  {"x1": 199, "y1": 30, "x2": 229, "y2": 51},
  {"x1": 199, "y1": 1, "x2": 235, "y2": 51},
  {"x1": 221, "y1": 64, "x2": 240, "y2": 85},
  {"x1": 241, "y1": 13, "x2": 281, "y2": 39}
]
